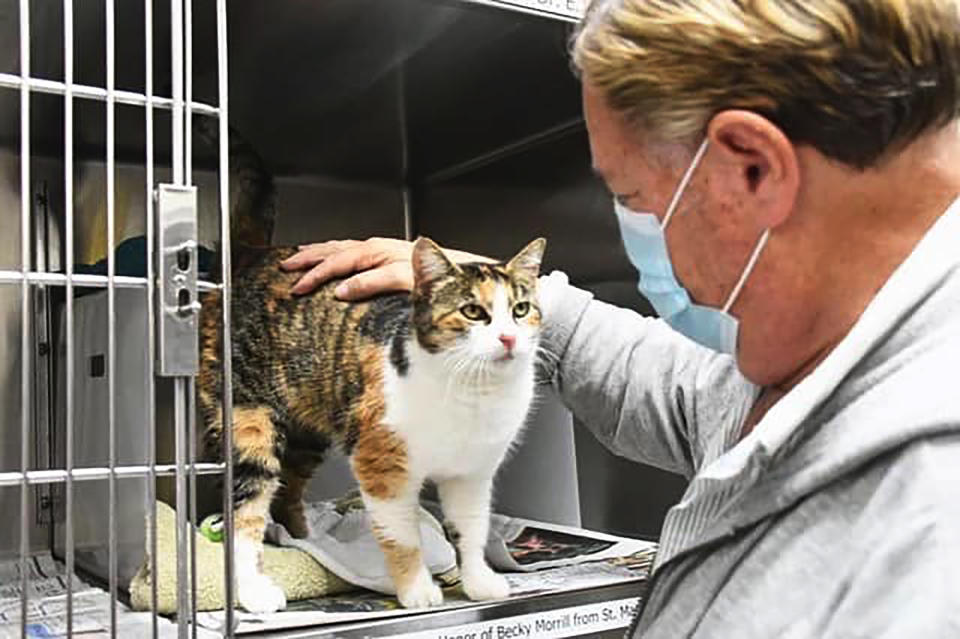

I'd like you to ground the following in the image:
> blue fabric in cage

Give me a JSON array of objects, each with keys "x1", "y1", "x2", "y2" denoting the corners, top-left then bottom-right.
[{"x1": 73, "y1": 235, "x2": 217, "y2": 280}]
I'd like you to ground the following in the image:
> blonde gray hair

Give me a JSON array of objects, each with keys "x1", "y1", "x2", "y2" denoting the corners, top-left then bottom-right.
[{"x1": 572, "y1": 0, "x2": 960, "y2": 168}]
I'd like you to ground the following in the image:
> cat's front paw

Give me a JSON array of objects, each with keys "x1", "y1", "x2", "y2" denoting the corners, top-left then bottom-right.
[
  {"x1": 396, "y1": 569, "x2": 444, "y2": 609},
  {"x1": 237, "y1": 573, "x2": 287, "y2": 614},
  {"x1": 462, "y1": 565, "x2": 510, "y2": 601}
]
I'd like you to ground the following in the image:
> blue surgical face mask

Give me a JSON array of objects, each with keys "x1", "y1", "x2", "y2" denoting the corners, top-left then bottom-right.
[{"x1": 614, "y1": 139, "x2": 770, "y2": 355}]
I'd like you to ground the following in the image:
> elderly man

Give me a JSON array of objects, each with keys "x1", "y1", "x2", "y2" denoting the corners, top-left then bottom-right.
[{"x1": 281, "y1": 1, "x2": 960, "y2": 636}]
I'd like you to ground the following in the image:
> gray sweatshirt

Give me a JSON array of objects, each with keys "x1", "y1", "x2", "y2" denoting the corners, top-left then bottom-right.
[{"x1": 537, "y1": 197, "x2": 960, "y2": 638}]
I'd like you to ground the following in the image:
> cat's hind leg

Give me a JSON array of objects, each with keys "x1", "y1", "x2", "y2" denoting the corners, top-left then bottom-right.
[
  {"x1": 437, "y1": 475, "x2": 510, "y2": 601},
  {"x1": 351, "y1": 425, "x2": 441, "y2": 608},
  {"x1": 271, "y1": 444, "x2": 326, "y2": 539},
  {"x1": 222, "y1": 405, "x2": 287, "y2": 613}
]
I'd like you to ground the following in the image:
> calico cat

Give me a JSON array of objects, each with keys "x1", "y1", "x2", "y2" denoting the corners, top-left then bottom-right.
[{"x1": 197, "y1": 236, "x2": 546, "y2": 613}]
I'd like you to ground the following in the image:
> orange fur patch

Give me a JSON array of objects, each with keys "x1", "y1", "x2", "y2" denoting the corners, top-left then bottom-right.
[
  {"x1": 352, "y1": 424, "x2": 409, "y2": 500},
  {"x1": 232, "y1": 406, "x2": 281, "y2": 473},
  {"x1": 350, "y1": 347, "x2": 408, "y2": 500},
  {"x1": 371, "y1": 523, "x2": 423, "y2": 591},
  {"x1": 473, "y1": 278, "x2": 498, "y2": 302}
]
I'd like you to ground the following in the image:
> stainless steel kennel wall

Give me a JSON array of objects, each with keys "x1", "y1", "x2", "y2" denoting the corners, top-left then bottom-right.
[{"x1": 0, "y1": 0, "x2": 687, "y2": 636}]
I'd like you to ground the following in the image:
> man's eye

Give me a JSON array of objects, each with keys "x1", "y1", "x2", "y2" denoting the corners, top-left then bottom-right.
[
  {"x1": 513, "y1": 302, "x2": 531, "y2": 319},
  {"x1": 615, "y1": 189, "x2": 642, "y2": 206},
  {"x1": 460, "y1": 304, "x2": 490, "y2": 322}
]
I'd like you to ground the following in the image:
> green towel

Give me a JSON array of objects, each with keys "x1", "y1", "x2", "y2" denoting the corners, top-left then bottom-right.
[{"x1": 130, "y1": 501, "x2": 356, "y2": 613}]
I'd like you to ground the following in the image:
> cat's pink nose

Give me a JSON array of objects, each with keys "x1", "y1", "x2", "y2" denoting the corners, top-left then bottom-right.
[{"x1": 499, "y1": 334, "x2": 516, "y2": 352}]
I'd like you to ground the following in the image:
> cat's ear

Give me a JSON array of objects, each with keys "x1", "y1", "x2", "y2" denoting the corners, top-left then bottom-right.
[
  {"x1": 412, "y1": 237, "x2": 459, "y2": 294},
  {"x1": 506, "y1": 238, "x2": 546, "y2": 280}
]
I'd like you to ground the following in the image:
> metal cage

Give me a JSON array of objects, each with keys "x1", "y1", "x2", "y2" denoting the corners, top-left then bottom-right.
[
  {"x1": 0, "y1": 0, "x2": 690, "y2": 636},
  {"x1": 0, "y1": 0, "x2": 234, "y2": 635}
]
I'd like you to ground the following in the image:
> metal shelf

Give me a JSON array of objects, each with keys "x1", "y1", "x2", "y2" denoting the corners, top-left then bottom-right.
[{"x1": 255, "y1": 581, "x2": 644, "y2": 639}]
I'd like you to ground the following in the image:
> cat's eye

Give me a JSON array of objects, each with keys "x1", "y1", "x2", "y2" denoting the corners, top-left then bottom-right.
[
  {"x1": 460, "y1": 303, "x2": 489, "y2": 322},
  {"x1": 513, "y1": 302, "x2": 531, "y2": 319}
]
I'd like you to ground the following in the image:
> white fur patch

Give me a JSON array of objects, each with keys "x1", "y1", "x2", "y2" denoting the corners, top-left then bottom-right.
[
  {"x1": 363, "y1": 493, "x2": 422, "y2": 548},
  {"x1": 383, "y1": 307, "x2": 537, "y2": 481},
  {"x1": 234, "y1": 535, "x2": 287, "y2": 613}
]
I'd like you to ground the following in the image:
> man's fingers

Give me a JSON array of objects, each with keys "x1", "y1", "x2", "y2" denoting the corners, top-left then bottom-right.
[
  {"x1": 283, "y1": 237, "x2": 417, "y2": 296},
  {"x1": 280, "y1": 252, "x2": 323, "y2": 272},
  {"x1": 289, "y1": 252, "x2": 356, "y2": 295},
  {"x1": 334, "y1": 265, "x2": 414, "y2": 301},
  {"x1": 297, "y1": 239, "x2": 361, "y2": 254},
  {"x1": 290, "y1": 265, "x2": 330, "y2": 296},
  {"x1": 291, "y1": 245, "x2": 397, "y2": 295},
  {"x1": 280, "y1": 247, "x2": 326, "y2": 271},
  {"x1": 280, "y1": 240, "x2": 360, "y2": 271}
]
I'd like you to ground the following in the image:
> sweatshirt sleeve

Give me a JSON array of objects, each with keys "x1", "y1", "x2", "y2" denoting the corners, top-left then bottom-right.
[{"x1": 536, "y1": 271, "x2": 757, "y2": 478}]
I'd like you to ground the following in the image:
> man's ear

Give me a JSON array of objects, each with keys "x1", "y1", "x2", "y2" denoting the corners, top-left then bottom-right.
[
  {"x1": 506, "y1": 238, "x2": 547, "y2": 280},
  {"x1": 412, "y1": 236, "x2": 459, "y2": 295},
  {"x1": 707, "y1": 110, "x2": 800, "y2": 229}
]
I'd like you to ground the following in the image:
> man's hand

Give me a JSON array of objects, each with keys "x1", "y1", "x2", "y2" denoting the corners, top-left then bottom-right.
[{"x1": 280, "y1": 237, "x2": 492, "y2": 300}]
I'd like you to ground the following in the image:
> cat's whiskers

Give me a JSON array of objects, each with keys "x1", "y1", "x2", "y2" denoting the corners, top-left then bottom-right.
[
  {"x1": 437, "y1": 345, "x2": 483, "y2": 402},
  {"x1": 435, "y1": 348, "x2": 512, "y2": 399},
  {"x1": 464, "y1": 356, "x2": 488, "y2": 391},
  {"x1": 443, "y1": 352, "x2": 472, "y2": 403},
  {"x1": 468, "y1": 358, "x2": 486, "y2": 390}
]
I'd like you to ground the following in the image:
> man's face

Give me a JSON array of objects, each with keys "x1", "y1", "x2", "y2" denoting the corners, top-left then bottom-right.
[{"x1": 582, "y1": 84, "x2": 760, "y2": 312}]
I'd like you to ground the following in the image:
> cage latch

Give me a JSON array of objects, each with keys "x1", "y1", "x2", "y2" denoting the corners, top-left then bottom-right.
[{"x1": 156, "y1": 184, "x2": 200, "y2": 376}]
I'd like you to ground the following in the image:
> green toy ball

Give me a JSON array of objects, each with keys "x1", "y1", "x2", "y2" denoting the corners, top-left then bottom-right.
[{"x1": 199, "y1": 513, "x2": 224, "y2": 543}]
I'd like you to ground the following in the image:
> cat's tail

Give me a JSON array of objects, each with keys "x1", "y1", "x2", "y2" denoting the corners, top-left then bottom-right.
[{"x1": 194, "y1": 116, "x2": 277, "y2": 253}]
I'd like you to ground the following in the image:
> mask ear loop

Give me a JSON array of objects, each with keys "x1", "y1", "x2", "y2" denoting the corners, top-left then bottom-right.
[
  {"x1": 661, "y1": 138, "x2": 711, "y2": 229},
  {"x1": 722, "y1": 228, "x2": 770, "y2": 313}
]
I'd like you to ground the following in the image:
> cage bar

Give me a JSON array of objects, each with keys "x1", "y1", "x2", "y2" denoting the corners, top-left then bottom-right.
[
  {"x1": 216, "y1": 0, "x2": 236, "y2": 632},
  {"x1": 105, "y1": 0, "x2": 119, "y2": 633},
  {"x1": 184, "y1": 3, "x2": 199, "y2": 633},
  {"x1": 170, "y1": 10, "x2": 191, "y2": 637},
  {"x1": 0, "y1": 464, "x2": 226, "y2": 487},
  {"x1": 185, "y1": 0, "x2": 194, "y2": 186},
  {"x1": 0, "y1": 272, "x2": 148, "y2": 287},
  {"x1": 172, "y1": 0, "x2": 184, "y2": 189},
  {"x1": 0, "y1": 74, "x2": 219, "y2": 115},
  {"x1": 63, "y1": 1, "x2": 76, "y2": 633},
  {"x1": 19, "y1": 0, "x2": 32, "y2": 635},
  {"x1": 173, "y1": 378, "x2": 190, "y2": 637},
  {"x1": 144, "y1": 0, "x2": 160, "y2": 632},
  {"x1": 188, "y1": 381, "x2": 199, "y2": 639}
]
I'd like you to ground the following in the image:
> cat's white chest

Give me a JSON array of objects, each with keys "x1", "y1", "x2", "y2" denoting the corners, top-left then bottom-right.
[{"x1": 382, "y1": 345, "x2": 535, "y2": 480}]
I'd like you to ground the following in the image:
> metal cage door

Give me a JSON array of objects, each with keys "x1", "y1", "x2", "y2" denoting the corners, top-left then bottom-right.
[{"x1": 0, "y1": 0, "x2": 236, "y2": 636}]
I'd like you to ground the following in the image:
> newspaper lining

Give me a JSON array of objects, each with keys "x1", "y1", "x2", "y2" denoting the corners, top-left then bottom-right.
[
  {"x1": 1, "y1": 518, "x2": 656, "y2": 637},
  {"x1": 202, "y1": 518, "x2": 656, "y2": 635}
]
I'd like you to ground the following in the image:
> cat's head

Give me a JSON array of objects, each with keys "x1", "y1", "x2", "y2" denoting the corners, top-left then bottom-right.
[{"x1": 410, "y1": 237, "x2": 546, "y2": 369}]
